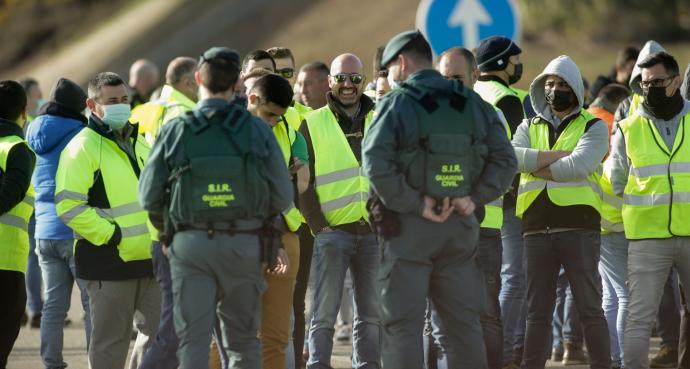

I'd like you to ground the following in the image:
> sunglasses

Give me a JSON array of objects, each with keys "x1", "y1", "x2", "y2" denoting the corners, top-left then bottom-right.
[
  {"x1": 277, "y1": 68, "x2": 294, "y2": 79},
  {"x1": 332, "y1": 73, "x2": 364, "y2": 84}
]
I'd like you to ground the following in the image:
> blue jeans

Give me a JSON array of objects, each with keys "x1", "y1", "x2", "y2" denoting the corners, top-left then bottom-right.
[
  {"x1": 36, "y1": 239, "x2": 91, "y2": 369},
  {"x1": 599, "y1": 232, "x2": 629, "y2": 365},
  {"x1": 27, "y1": 215, "x2": 44, "y2": 317},
  {"x1": 139, "y1": 242, "x2": 179, "y2": 369},
  {"x1": 552, "y1": 268, "x2": 582, "y2": 351},
  {"x1": 307, "y1": 229, "x2": 380, "y2": 369},
  {"x1": 500, "y1": 208, "x2": 527, "y2": 364}
]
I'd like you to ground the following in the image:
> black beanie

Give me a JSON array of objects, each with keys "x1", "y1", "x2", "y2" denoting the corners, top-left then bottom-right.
[
  {"x1": 475, "y1": 36, "x2": 522, "y2": 72},
  {"x1": 49, "y1": 78, "x2": 87, "y2": 114}
]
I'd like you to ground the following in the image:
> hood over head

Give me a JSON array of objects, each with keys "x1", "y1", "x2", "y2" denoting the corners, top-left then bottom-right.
[
  {"x1": 629, "y1": 40, "x2": 666, "y2": 95},
  {"x1": 529, "y1": 55, "x2": 584, "y2": 118}
]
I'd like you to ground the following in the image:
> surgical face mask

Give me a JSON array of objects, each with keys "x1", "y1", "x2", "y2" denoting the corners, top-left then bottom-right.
[
  {"x1": 509, "y1": 63, "x2": 523, "y2": 85},
  {"x1": 545, "y1": 89, "x2": 574, "y2": 112},
  {"x1": 101, "y1": 103, "x2": 131, "y2": 130},
  {"x1": 387, "y1": 64, "x2": 402, "y2": 90}
]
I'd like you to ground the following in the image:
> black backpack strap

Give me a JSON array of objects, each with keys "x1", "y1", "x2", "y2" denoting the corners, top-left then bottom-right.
[
  {"x1": 400, "y1": 83, "x2": 439, "y2": 114},
  {"x1": 448, "y1": 79, "x2": 467, "y2": 113}
]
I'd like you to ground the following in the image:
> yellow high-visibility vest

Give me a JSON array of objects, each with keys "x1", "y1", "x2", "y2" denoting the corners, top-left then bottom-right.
[
  {"x1": 516, "y1": 111, "x2": 603, "y2": 218},
  {"x1": 0, "y1": 135, "x2": 34, "y2": 273},
  {"x1": 619, "y1": 112, "x2": 690, "y2": 239},
  {"x1": 273, "y1": 117, "x2": 303, "y2": 232},
  {"x1": 305, "y1": 106, "x2": 371, "y2": 226}
]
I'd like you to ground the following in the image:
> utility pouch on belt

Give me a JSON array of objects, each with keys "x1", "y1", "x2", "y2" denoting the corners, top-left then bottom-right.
[
  {"x1": 397, "y1": 80, "x2": 488, "y2": 200},
  {"x1": 366, "y1": 193, "x2": 400, "y2": 240},
  {"x1": 261, "y1": 214, "x2": 285, "y2": 270}
]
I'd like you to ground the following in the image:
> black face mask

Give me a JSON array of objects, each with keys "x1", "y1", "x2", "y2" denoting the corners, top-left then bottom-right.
[
  {"x1": 546, "y1": 89, "x2": 574, "y2": 112},
  {"x1": 233, "y1": 95, "x2": 248, "y2": 108},
  {"x1": 643, "y1": 86, "x2": 684, "y2": 120},
  {"x1": 509, "y1": 63, "x2": 523, "y2": 85}
]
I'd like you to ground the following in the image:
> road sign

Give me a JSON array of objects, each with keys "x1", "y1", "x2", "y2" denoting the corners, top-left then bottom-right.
[{"x1": 416, "y1": 0, "x2": 521, "y2": 55}]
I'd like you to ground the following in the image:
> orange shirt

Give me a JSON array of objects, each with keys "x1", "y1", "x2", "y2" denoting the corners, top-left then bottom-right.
[{"x1": 588, "y1": 106, "x2": 614, "y2": 158}]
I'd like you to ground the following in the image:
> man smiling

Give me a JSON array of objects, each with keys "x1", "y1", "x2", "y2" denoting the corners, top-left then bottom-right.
[{"x1": 298, "y1": 53, "x2": 380, "y2": 369}]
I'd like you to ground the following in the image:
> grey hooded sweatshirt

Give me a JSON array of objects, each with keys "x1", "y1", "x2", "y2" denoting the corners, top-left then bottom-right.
[
  {"x1": 613, "y1": 40, "x2": 666, "y2": 123},
  {"x1": 512, "y1": 55, "x2": 609, "y2": 233}
]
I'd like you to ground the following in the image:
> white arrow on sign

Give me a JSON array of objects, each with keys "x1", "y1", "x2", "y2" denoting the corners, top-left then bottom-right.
[{"x1": 448, "y1": 0, "x2": 493, "y2": 49}]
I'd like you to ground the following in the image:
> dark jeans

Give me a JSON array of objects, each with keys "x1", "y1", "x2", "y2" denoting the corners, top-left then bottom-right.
[
  {"x1": 0, "y1": 270, "x2": 26, "y2": 368},
  {"x1": 522, "y1": 230, "x2": 610, "y2": 369},
  {"x1": 139, "y1": 242, "x2": 179, "y2": 369},
  {"x1": 552, "y1": 268, "x2": 583, "y2": 350},
  {"x1": 425, "y1": 228, "x2": 503, "y2": 369},
  {"x1": 293, "y1": 224, "x2": 314, "y2": 368},
  {"x1": 657, "y1": 270, "x2": 680, "y2": 348}
]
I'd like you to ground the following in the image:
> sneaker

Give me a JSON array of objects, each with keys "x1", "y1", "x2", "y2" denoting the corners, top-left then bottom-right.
[
  {"x1": 650, "y1": 344, "x2": 678, "y2": 368},
  {"x1": 562, "y1": 343, "x2": 588, "y2": 365},
  {"x1": 30, "y1": 314, "x2": 42, "y2": 328},
  {"x1": 551, "y1": 347, "x2": 564, "y2": 362}
]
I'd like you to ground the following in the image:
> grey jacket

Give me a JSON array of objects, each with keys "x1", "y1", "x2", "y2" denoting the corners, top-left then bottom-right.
[
  {"x1": 606, "y1": 99, "x2": 690, "y2": 196},
  {"x1": 513, "y1": 55, "x2": 608, "y2": 182}
]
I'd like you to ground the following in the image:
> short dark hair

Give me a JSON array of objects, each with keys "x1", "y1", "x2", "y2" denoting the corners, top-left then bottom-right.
[
  {"x1": 638, "y1": 51, "x2": 680, "y2": 76},
  {"x1": 198, "y1": 57, "x2": 240, "y2": 94},
  {"x1": 166, "y1": 57, "x2": 197, "y2": 85},
  {"x1": 242, "y1": 68, "x2": 272, "y2": 81},
  {"x1": 88, "y1": 72, "x2": 127, "y2": 100},
  {"x1": 439, "y1": 47, "x2": 477, "y2": 74},
  {"x1": 616, "y1": 46, "x2": 640, "y2": 68},
  {"x1": 249, "y1": 74, "x2": 294, "y2": 109},
  {"x1": 399, "y1": 34, "x2": 433, "y2": 65},
  {"x1": 299, "y1": 62, "x2": 329, "y2": 76},
  {"x1": 18, "y1": 78, "x2": 38, "y2": 95},
  {"x1": 597, "y1": 83, "x2": 630, "y2": 106},
  {"x1": 242, "y1": 50, "x2": 276, "y2": 73},
  {"x1": 266, "y1": 47, "x2": 295, "y2": 65},
  {"x1": 0, "y1": 80, "x2": 27, "y2": 121}
]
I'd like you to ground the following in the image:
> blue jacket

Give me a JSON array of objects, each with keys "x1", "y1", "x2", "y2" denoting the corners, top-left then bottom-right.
[{"x1": 27, "y1": 112, "x2": 84, "y2": 239}]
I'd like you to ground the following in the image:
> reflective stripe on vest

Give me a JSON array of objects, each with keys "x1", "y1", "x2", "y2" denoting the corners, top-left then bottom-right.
[
  {"x1": 475, "y1": 81, "x2": 520, "y2": 229},
  {"x1": 273, "y1": 115, "x2": 303, "y2": 232},
  {"x1": 516, "y1": 112, "x2": 603, "y2": 218},
  {"x1": 305, "y1": 106, "x2": 371, "y2": 226},
  {"x1": 620, "y1": 112, "x2": 690, "y2": 239},
  {"x1": 600, "y1": 172, "x2": 624, "y2": 234},
  {"x1": 0, "y1": 135, "x2": 34, "y2": 273}
]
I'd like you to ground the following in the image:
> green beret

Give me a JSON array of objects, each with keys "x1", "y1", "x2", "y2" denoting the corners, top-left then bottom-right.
[
  {"x1": 198, "y1": 47, "x2": 240, "y2": 68},
  {"x1": 381, "y1": 30, "x2": 424, "y2": 67}
]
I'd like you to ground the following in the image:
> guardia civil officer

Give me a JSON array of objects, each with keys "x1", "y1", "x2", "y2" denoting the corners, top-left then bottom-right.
[
  {"x1": 138, "y1": 47, "x2": 293, "y2": 369},
  {"x1": 362, "y1": 31, "x2": 517, "y2": 369}
]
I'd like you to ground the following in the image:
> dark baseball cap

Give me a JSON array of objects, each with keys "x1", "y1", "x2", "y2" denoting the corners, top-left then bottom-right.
[
  {"x1": 198, "y1": 47, "x2": 241, "y2": 68},
  {"x1": 381, "y1": 30, "x2": 426, "y2": 67}
]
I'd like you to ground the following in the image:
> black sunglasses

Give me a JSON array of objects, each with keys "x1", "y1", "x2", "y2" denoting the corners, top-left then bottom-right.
[
  {"x1": 277, "y1": 68, "x2": 294, "y2": 79},
  {"x1": 332, "y1": 73, "x2": 364, "y2": 84}
]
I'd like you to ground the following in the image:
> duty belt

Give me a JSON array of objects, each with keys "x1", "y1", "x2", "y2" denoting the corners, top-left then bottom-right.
[
  {"x1": 177, "y1": 220, "x2": 263, "y2": 239},
  {"x1": 333, "y1": 219, "x2": 372, "y2": 235}
]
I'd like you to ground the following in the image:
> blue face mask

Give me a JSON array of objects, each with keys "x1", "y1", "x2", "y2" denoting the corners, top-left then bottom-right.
[{"x1": 101, "y1": 103, "x2": 131, "y2": 130}]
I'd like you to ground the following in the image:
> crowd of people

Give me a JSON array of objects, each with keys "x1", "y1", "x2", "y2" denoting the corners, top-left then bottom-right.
[{"x1": 1, "y1": 28, "x2": 690, "y2": 369}]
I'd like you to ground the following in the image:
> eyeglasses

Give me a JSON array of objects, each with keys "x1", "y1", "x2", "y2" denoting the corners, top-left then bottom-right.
[
  {"x1": 332, "y1": 73, "x2": 364, "y2": 85},
  {"x1": 277, "y1": 68, "x2": 294, "y2": 79},
  {"x1": 639, "y1": 75, "x2": 676, "y2": 89}
]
